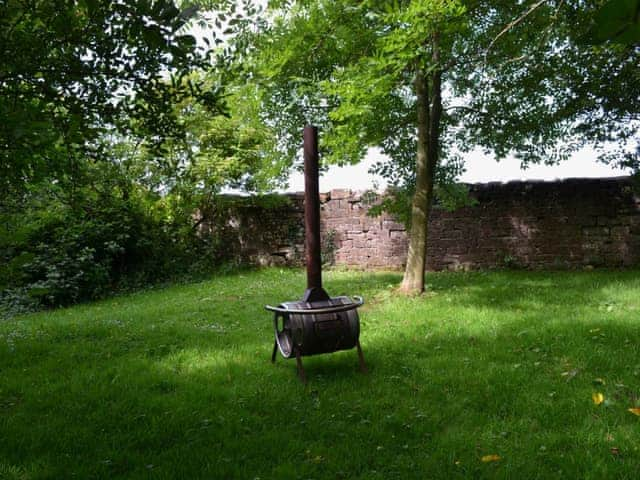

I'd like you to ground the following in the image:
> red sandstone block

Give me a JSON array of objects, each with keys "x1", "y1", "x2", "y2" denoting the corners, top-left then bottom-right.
[
  {"x1": 582, "y1": 241, "x2": 602, "y2": 251},
  {"x1": 479, "y1": 226, "x2": 512, "y2": 237},
  {"x1": 327, "y1": 210, "x2": 350, "y2": 220},
  {"x1": 323, "y1": 199, "x2": 343, "y2": 210},
  {"x1": 442, "y1": 244, "x2": 469, "y2": 255},
  {"x1": 582, "y1": 226, "x2": 610, "y2": 237},
  {"x1": 348, "y1": 192, "x2": 362, "y2": 202},
  {"x1": 382, "y1": 219, "x2": 405, "y2": 231},
  {"x1": 389, "y1": 230, "x2": 406, "y2": 239},
  {"x1": 573, "y1": 215, "x2": 598, "y2": 227},
  {"x1": 439, "y1": 230, "x2": 466, "y2": 240},
  {"x1": 330, "y1": 189, "x2": 351, "y2": 200},
  {"x1": 361, "y1": 215, "x2": 379, "y2": 225}
]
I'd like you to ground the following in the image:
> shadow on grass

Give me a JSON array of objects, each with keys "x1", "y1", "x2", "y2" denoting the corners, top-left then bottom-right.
[
  {"x1": 327, "y1": 268, "x2": 640, "y2": 310},
  {"x1": 1, "y1": 269, "x2": 639, "y2": 479}
]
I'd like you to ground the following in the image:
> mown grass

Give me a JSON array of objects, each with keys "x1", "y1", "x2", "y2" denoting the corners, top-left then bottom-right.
[{"x1": 1, "y1": 268, "x2": 640, "y2": 479}]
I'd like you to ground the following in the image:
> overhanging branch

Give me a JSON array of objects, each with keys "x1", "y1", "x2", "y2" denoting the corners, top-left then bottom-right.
[{"x1": 484, "y1": 0, "x2": 551, "y2": 63}]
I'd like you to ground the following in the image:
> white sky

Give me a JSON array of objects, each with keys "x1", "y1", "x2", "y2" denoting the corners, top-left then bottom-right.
[
  {"x1": 187, "y1": 10, "x2": 632, "y2": 194},
  {"x1": 284, "y1": 147, "x2": 630, "y2": 193}
]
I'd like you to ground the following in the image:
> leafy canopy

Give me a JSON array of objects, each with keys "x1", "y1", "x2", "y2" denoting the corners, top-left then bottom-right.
[
  {"x1": 238, "y1": 0, "x2": 639, "y2": 191},
  {"x1": 0, "y1": 0, "x2": 223, "y2": 196}
]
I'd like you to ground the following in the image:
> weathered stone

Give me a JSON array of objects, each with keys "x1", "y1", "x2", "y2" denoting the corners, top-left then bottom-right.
[
  {"x1": 582, "y1": 226, "x2": 610, "y2": 237},
  {"x1": 200, "y1": 177, "x2": 639, "y2": 271},
  {"x1": 597, "y1": 215, "x2": 622, "y2": 226},
  {"x1": 382, "y1": 219, "x2": 405, "y2": 231},
  {"x1": 330, "y1": 189, "x2": 351, "y2": 200},
  {"x1": 611, "y1": 226, "x2": 630, "y2": 239}
]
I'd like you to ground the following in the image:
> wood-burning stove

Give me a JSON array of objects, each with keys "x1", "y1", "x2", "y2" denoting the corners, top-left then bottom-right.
[{"x1": 265, "y1": 126, "x2": 367, "y2": 383}]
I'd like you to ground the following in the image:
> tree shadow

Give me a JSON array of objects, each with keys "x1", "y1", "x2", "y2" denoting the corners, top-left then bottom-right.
[
  {"x1": 1, "y1": 269, "x2": 639, "y2": 479},
  {"x1": 326, "y1": 268, "x2": 640, "y2": 311}
]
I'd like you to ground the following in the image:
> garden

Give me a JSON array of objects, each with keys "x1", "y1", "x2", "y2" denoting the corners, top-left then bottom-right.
[
  {"x1": 1, "y1": 0, "x2": 639, "y2": 478},
  {"x1": 2, "y1": 269, "x2": 640, "y2": 478}
]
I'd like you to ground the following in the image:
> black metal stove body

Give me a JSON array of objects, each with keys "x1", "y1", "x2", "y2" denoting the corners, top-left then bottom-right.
[
  {"x1": 265, "y1": 126, "x2": 367, "y2": 382},
  {"x1": 269, "y1": 296, "x2": 362, "y2": 358}
]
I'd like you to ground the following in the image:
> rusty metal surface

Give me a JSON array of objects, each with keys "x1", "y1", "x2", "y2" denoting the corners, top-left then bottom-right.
[
  {"x1": 265, "y1": 296, "x2": 363, "y2": 314},
  {"x1": 303, "y1": 125, "x2": 323, "y2": 291}
]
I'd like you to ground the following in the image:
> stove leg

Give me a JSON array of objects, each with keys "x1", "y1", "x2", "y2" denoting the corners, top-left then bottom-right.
[
  {"x1": 356, "y1": 339, "x2": 368, "y2": 374},
  {"x1": 271, "y1": 340, "x2": 278, "y2": 363},
  {"x1": 295, "y1": 349, "x2": 307, "y2": 384}
]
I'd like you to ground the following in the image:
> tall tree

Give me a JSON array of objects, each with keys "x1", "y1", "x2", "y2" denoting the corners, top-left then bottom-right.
[
  {"x1": 0, "y1": 0, "x2": 224, "y2": 199},
  {"x1": 239, "y1": 0, "x2": 639, "y2": 293}
]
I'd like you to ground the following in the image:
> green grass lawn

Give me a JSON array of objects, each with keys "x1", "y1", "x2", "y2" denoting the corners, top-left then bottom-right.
[{"x1": 1, "y1": 268, "x2": 640, "y2": 479}]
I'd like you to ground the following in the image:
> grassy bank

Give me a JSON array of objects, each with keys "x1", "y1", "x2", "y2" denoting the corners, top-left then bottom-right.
[{"x1": 1, "y1": 269, "x2": 639, "y2": 479}]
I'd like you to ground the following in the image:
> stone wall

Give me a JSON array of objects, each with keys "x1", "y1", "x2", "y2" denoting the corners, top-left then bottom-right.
[
  {"x1": 203, "y1": 177, "x2": 640, "y2": 270},
  {"x1": 198, "y1": 195, "x2": 306, "y2": 267}
]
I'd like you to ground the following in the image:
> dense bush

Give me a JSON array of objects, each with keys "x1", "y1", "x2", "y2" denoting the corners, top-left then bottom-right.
[{"x1": 0, "y1": 185, "x2": 223, "y2": 317}]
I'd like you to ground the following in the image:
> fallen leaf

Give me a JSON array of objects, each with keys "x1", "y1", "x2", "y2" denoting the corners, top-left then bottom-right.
[
  {"x1": 481, "y1": 454, "x2": 501, "y2": 463},
  {"x1": 592, "y1": 392, "x2": 605, "y2": 405},
  {"x1": 628, "y1": 408, "x2": 640, "y2": 416},
  {"x1": 611, "y1": 447, "x2": 620, "y2": 456}
]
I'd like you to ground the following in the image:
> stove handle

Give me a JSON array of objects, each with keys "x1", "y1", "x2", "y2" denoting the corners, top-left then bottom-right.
[{"x1": 265, "y1": 296, "x2": 364, "y2": 315}]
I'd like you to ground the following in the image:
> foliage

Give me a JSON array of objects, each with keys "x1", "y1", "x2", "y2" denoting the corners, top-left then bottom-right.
[
  {"x1": 0, "y1": 106, "x2": 269, "y2": 314},
  {"x1": 364, "y1": 187, "x2": 414, "y2": 228},
  {"x1": 138, "y1": 76, "x2": 286, "y2": 201},
  {"x1": 589, "y1": 0, "x2": 640, "y2": 44},
  {"x1": 236, "y1": 0, "x2": 640, "y2": 292},
  {"x1": 0, "y1": 1, "x2": 283, "y2": 312},
  {"x1": 367, "y1": 151, "x2": 475, "y2": 226},
  {"x1": 245, "y1": 0, "x2": 639, "y2": 180},
  {"x1": 0, "y1": 0, "x2": 225, "y2": 197},
  {"x1": 364, "y1": 183, "x2": 476, "y2": 229},
  {"x1": 1, "y1": 268, "x2": 640, "y2": 477},
  {"x1": 0, "y1": 173, "x2": 220, "y2": 313},
  {"x1": 456, "y1": 1, "x2": 640, "y2": 173}
]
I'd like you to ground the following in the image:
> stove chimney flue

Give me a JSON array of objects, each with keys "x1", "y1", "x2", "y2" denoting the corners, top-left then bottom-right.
[
  {"x1": 303, "y1": 125, "x2": 328, "y2": 302},
  {"x1": 264, "y1": 124, "x2": 367, "y2": 383}
]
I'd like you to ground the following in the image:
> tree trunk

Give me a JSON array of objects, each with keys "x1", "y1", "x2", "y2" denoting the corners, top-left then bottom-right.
[{"x1": 400, "y1": 36, "x2": 442, "y2": 295}]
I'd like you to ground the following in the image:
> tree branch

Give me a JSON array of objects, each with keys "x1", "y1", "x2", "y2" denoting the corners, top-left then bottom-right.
[{"x1": 484, "y1": 0, "x2": 551, "y2": 63}]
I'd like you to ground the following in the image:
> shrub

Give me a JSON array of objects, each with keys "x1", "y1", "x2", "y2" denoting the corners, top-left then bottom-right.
[{"x1": 0, "y1": 186, "x2": 222, "y2": 316}]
